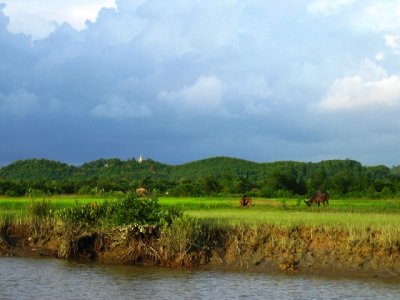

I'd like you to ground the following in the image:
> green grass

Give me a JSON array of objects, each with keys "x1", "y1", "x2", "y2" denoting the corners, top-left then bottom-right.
[
  {"x1": 1, "y1": 195, "x2": 400, "y2": 230},
  {"x1": 158, "y1": 197, "x2": 400, "y2": 229},
  {"x1": 0, "y1": 195, "x2": 106, "y2": 217},
  {"x1": 186, "y1": 209, "x2": 400, "y2": 229},
  {"x1": 159, "y1": 196, "x2": 400, "y2": 213}
]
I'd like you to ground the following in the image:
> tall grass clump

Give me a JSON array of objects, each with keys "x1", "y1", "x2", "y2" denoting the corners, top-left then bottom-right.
[
  {"x1": 56, "y1": 201, "x2": 107, "y2": 226},
  {"x1": 158, "y1": 215, "x2": 209, "y2": 267},
  {"x1": 27, "y1": 199, "x2": 53, "y2": 219}
]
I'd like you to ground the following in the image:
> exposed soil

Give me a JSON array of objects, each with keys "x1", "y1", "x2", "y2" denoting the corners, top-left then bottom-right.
[{"x1": 1, "y1": 223, "x2": 400, "y2": 279}]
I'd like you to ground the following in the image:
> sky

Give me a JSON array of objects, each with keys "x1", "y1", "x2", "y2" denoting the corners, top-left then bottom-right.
[{"x1": 1, "y1": 0, "x2": 400, "y2": 167}]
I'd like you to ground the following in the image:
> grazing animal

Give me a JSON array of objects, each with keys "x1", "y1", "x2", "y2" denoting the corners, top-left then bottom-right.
[
  {"x1": 240, "y1": 194, "x2": 252, "y2": 207},
  {"x1": 304, "y1": 191, "x2": 329, "y2": 207},
  {"x1": 135, "y1": 187, "x2": 151, "y2": 197}
]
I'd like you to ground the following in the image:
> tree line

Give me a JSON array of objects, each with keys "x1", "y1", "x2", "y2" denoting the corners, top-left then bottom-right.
[{"x1": 0, "y1": 157, "x2": 399, "y2": 198}]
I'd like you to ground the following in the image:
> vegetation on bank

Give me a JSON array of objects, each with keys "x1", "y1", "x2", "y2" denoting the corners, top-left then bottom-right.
[
  {"x1": 1, "y1": 194, "x2": 400, "y2": 275},
  {"x1": 1, "y1": 157, "x2": 400, "y2": 198}
]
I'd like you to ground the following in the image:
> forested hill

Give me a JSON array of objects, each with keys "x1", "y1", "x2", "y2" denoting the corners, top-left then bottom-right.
[
  {"x1": 0, "y1": 158, "x2": 171, "y2": 181},
  {"x1": 0, "y1": 156, "x2": 397, "y2": 181},
  {"x1": 0, "y1": 157, "x2": 257, "y2": 180},
  {"x1": 0, "y1": 159, "x2": 77, "y2": 180},
  {"x1": 0, "y1": 157, "x2": 399, "y2": 197}
]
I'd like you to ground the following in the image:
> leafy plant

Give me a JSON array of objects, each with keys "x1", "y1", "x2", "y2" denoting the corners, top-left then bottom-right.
[
  {"x1": 56, "y1": 192, "x2": 179, "y2": 227},
  {"x1": 105, "y1": 192, "x2": 161, "y2": 226}
]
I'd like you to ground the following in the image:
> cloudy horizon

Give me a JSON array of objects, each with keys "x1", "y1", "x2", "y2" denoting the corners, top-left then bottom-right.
[{"x1": 1, "y1": 0, "x2": 400, "y2": 167}]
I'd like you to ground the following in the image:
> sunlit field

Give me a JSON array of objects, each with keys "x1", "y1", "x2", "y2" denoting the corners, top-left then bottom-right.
[
  {"x1": 159, "y1": 197, "x2": 400, "y2": 229},
  {"x1": 1, "y1": 195, "x2": 400, "y2": 230}
]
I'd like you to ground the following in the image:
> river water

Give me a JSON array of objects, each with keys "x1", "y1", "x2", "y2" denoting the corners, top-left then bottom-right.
[{"x1": 1, "y1": 257, "x2": 399, "y2": 299}]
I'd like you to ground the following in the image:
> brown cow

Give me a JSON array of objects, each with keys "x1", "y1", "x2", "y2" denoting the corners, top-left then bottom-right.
[
  {"x1": 304, "y1": 191, "x2": 329, "y2": 207},
  {"x1": 240, "y1": 194, "x2": 252, "y2": 207}
]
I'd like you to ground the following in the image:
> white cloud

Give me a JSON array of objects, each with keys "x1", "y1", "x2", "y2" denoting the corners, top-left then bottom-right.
[
  {"x1": 85, "y1": 5, "x2": 146, "y2": 44},
  {"x1": 316, "y1": 75, "x2": 400, "y2": 111},
  {"x1": 91, "y1": 95, "x2": 151, "y2": 119},
  {"x1": 2, "y1": 0, "x2": 116, "y2": 39},
  {"x1": 384, "y1": 34, "x2": 399, "y2": 49},
  {"x1": 351, "y1": 2, "x2": 400, "y2": 33},
  {"x1": 358, "y1": 59, "x2": 388, "y2": 80},
  {"x1": 375, "y1": 52, "x2": 385, "y2": 61},
  {"x1": 159, "y1": 75, "x2": 225, "y2": 113},
  {"x1": 0, "y1": 90, "x2": 40, "y2": 116},
  {"x1": 384, "y1": 34, "x2": 400, "y2": 55},
  {"x1": 307, "y1": 0, "x2": 356, "y2": 15}
]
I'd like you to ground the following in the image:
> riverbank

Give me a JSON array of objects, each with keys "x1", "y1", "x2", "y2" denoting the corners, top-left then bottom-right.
[{"x1": 1, "y1": 220, "x2": 399, "y2": 279}]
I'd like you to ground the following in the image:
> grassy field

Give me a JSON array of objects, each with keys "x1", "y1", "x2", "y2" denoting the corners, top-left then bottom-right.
[
  {"x1": 1, "y1": 195, "x2": 400, "y2": 230},
  {"x1": 160, "y1": 197, "x2": 400, "y2": 230}
]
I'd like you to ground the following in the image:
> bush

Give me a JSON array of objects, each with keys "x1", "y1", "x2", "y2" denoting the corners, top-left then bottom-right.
[
  {"x1": 105, "y1": 192, "x2": 161, "y2": 226},
  {"x1": 259, "y1": 186, "x2": 274, "y2": 197},
  {"x1": 78, "y1": 185, "x2": 92, "y2": 195},
  {"x1": 56, "y1": 192, "x2": 181, "y2": 227},
  {"x1": 158, "y1": 207, "x2": 183, "y2": 226}
]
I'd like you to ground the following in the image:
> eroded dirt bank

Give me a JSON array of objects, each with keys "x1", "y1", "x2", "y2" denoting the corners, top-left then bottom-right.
[{"x1": 1, "y1": 222, "x2": 400, "y2": 279}]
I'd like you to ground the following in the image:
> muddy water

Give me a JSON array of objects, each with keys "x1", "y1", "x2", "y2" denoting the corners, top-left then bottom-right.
[{"x1": 1, "y1": 258, "x2": 399, "y2": 300}]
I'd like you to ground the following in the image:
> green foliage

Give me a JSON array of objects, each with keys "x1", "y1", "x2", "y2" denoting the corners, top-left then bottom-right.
[
  {"x1": 1, "y1": 157, "x2": 400, "y2": 198},
  {"x1": 105, "y1": 192, "x2": 160, "y2": 226},
  {"x1": 169, "y1": 180, "x2": 205, "y2": 197},
  {"x1": 1, "y1": 180, "x2": 26, "y2": 197},
  {"x1": 0, "y1": 159, "x2": 75, "y2": 180},
  {"x1": 391, "y1": 165, "x2": 400, "y2": 177},
  {"x1": 199, "y1": 176, "x2": 221, "y2": 196},
  {"x1": 158, "y1": 207, "x2": 183, "y2": 226},
  {"x1": 56, "y1": 192, "x2": 182, "y2": 227}
]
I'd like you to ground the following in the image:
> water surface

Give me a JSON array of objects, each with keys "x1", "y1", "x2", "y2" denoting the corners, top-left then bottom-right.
[{"x1": 1, "y1": 257, "x2": 399, "y2": 299}]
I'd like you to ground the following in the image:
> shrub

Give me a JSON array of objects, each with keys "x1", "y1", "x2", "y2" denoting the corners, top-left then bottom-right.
[
  {"x1": 158, "y1": 207, "x2": 183, "y2": 226},
  {"x1": 56, "y1": 192, "x2": 180, "y2": 227},
  {"x1": 259, "y1": 186, "x2": 274, "y2": 198},
  {"x1": 105, "y1": 192, "x2": 161, "y2": 226}
]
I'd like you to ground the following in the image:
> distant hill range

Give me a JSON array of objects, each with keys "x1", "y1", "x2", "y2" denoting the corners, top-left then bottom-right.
[{"x1": 0, "y1": 156, "x2": 398, "y2": 181}]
